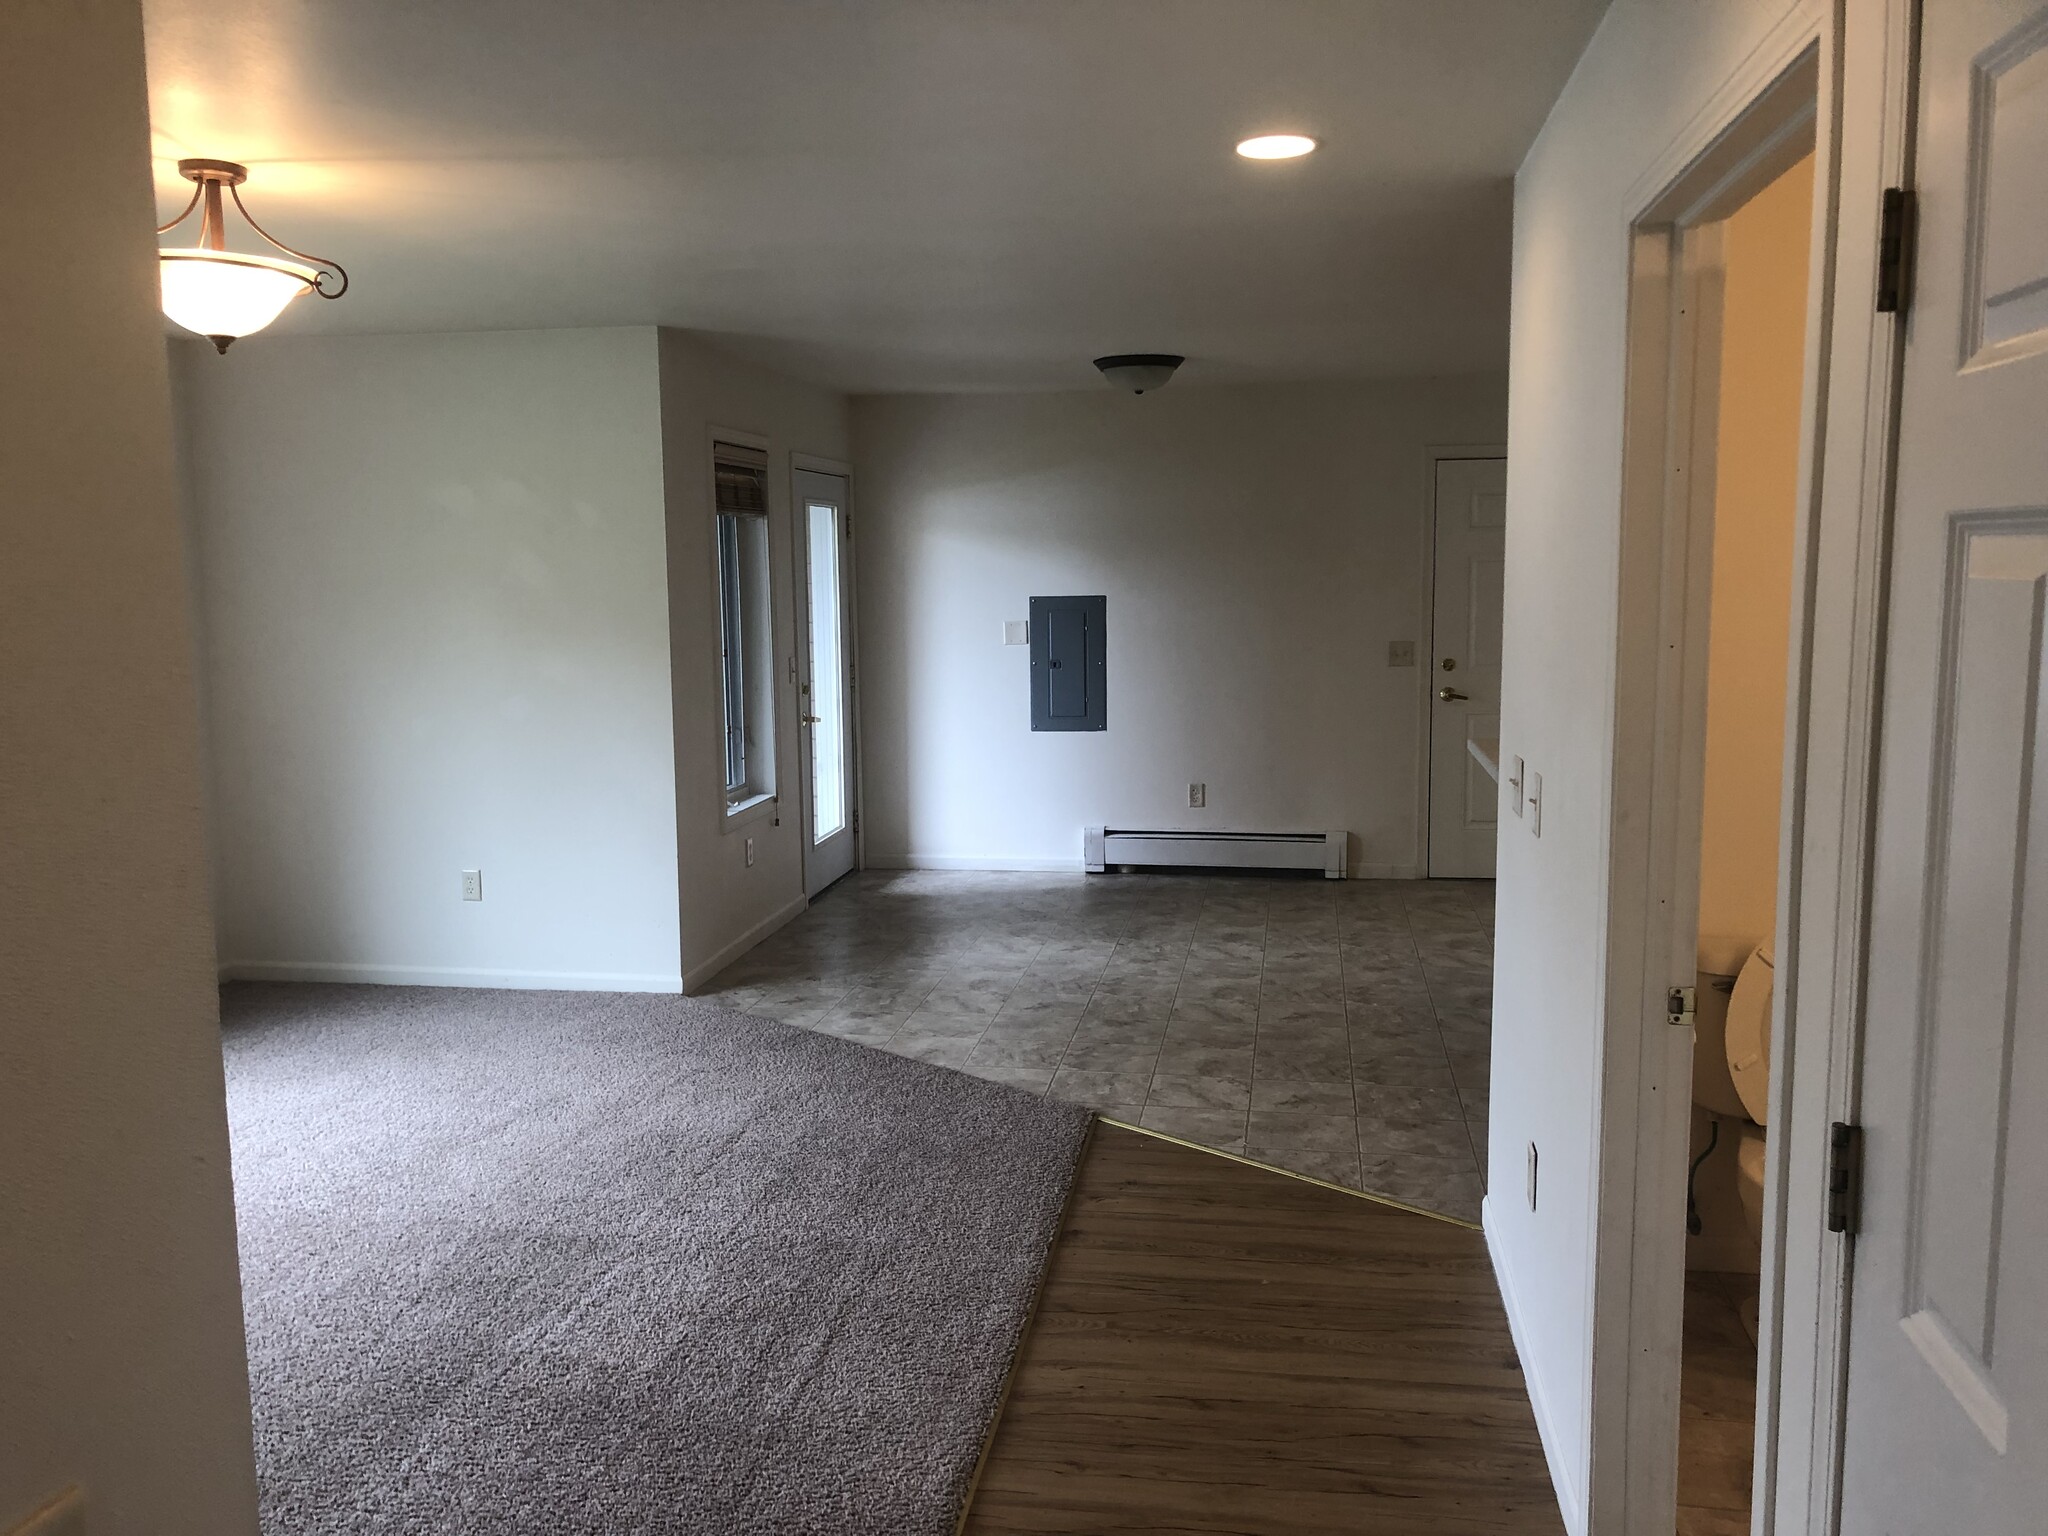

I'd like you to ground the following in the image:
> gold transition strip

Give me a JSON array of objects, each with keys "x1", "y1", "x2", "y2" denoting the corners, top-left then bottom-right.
[
  {"x1": 952, "y1": 1115, "x2": 1097, "y2": 1535},
  {"x1": 1097, "y1": 1115, "x2": 1483, "y2": 1232}
]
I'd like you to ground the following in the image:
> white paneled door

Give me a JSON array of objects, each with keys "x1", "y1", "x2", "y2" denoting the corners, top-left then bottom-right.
[
  {"x1": 1838, "y1": 2, "x2": 2048, "y2": 1527},
  {"x1": 795, "y1": 469, "x2": 857, "y2": 898},
  {"x1": 1428, "y1": 457, "x2": 1506, "y2": 878}
]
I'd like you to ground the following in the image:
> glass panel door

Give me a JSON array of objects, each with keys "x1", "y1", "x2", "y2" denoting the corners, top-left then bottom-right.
[{"x1": 805, "y1": 499, "x2": 847, "y2": 843}]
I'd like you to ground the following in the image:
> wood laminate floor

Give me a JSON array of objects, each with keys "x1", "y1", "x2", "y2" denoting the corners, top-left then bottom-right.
[{"x1": 962, "y1": 1123, "x2": 1561, "y2": 1535}]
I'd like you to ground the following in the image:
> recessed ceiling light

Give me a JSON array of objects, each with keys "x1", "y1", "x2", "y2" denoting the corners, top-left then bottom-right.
[{"x1": 1235, "y1": 134, "x2": 1317, "y2": 160}]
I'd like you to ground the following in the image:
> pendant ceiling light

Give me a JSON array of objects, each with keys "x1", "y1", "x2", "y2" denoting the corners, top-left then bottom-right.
[{"x1": 156, "y1": 159, "x2": 347, "y2": 353}]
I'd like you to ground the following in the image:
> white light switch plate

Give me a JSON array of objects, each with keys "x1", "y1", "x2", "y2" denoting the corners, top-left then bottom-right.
[
  {"x1": 1508, "y1": 754, "x2": 1525, "y2": 818},
  {"x1": 1527, "y1": 770, "x2": 1544, "y2": 837}
]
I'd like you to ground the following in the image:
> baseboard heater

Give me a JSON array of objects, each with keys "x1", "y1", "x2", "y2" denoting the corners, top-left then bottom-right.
[{"x1": 1083, "y1": 826, "x2": 1347, "y2": 879}]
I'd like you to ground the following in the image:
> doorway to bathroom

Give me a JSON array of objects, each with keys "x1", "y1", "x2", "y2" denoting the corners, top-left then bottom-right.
[
  {"x1": 1587, "y1": 43, "x2": 1831, "y2": 1535},
  {"x1": 1674, "y1": 143, "x2": 1815, "y2": 1536}
]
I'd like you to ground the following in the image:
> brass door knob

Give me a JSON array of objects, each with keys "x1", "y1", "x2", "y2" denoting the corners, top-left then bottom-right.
[{"x1": 1439, "y1": 687, "x2": 1469, "y2": 702}]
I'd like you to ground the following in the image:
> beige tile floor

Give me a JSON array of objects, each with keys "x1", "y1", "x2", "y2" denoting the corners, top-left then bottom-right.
[{"x1": 699, "y1": 869, "x2": 1494, "y2": 1221}]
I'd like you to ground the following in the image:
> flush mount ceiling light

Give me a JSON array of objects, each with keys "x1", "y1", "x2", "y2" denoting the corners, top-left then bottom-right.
[
  {"x1": 1093, "y1": 354, "x2": 1184, "y2": 394},
  {"x1": 1235, "y1": 133, "x2": 1318, "y2": 160},
  {"x1": 156, "y1": 159, "x2": 347, "y2": 353}
]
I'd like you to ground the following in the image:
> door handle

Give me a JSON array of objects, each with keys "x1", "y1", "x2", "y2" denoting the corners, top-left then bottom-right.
[
  {"x1": 1438, "y1": 687, "x2": 1469, "y2": 702},
  {"x1": 801, "y1": 713, "x2": 821, "y2": 724}
]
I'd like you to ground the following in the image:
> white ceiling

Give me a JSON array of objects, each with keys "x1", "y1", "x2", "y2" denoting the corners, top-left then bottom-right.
[{"x1": 144, "y1": 1, "x2": 1608, "y2": 393}]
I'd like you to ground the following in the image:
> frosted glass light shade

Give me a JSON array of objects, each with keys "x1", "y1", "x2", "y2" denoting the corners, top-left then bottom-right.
[
  {"x1": 159, "y1": 249, "x2": 317, "y2": 347},
  {"x1": 1235, "y1": 134, "x2": 1317, "y2": 159}
]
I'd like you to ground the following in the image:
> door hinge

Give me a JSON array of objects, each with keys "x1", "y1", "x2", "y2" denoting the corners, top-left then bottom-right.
[
  {"x1": 1666, "y1": 985, "x2": 1696, "y2": 1027},
  {"x1": 852, "y1": 808, "x2": 860, "y2": 834},
  {"x1": 1826, "y1": 1121, "x2": 1864, "y2": 1235},
  {"x1": 1876, "y1": 187, "x2": 1917, "y2": 315}
]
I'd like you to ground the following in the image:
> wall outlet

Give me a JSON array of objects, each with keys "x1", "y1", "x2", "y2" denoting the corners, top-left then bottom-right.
[
  {"x1": 744, "y1": 836, "x2": 756, "y2": 868},
  {"x1": 1508, "y1": 753, "x2": 1526, "y2": 818},
  {"x1": 1387, "y1": 639, "x2": 1416, "y2": 667},
  {"x1": 1527, "y1": 1142, "x2": 1540, "y2": 1211},
  {"x1": 1188, "y1": 782, "x2": 1206, "y2": 809},
  {"x1": 460, "y1": 869, "x2": 483, "y2": 902},
  {"x1": 1003, "y1": 619, "x2": 1030, "y2": 646},
  {"x1": 1527, "y1": 769, "x2": 1544, "y2": 837}
]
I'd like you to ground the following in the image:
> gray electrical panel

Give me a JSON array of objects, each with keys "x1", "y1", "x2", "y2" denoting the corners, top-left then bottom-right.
[{"x1": 1029, "y1": 595, "x2": 1106, "y2": 731}]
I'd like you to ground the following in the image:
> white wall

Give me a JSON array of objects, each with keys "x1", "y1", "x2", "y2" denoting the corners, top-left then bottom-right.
[
  {"x1": 1489, "y1": 1, "x2": 1821, "y2": 1528},
  {"x1": 657, "y1": 330, "x2": 852, "y2": 988},
  {"x1": 850, "y1": 379, "x2": 1505, "y2": 875},
  {"x1": 0, "y1": 1, "x2": 259, "y2": 1530},
  {"x1": 180, "y1": 329, "x2": 684, "y2": 990}
]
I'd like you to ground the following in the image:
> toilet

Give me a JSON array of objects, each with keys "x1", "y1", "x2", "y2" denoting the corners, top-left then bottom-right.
[
  {"x1": 1692, "y1": 942, "x2": 1775, "y2": 1250},
  {"x1": 1724, "y1": 944, "x2": 1773, "y2": 1244}
]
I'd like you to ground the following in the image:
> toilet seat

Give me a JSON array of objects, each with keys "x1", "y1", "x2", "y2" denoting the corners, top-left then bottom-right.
[{"x1": 1725, "y1": 943, "x2": 1774, "y2": 1126}]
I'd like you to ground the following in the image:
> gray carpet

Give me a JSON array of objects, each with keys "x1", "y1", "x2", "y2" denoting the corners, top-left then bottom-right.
[{"x1": 221, "y1": 983, "x2": 1092, "y2": 1536}]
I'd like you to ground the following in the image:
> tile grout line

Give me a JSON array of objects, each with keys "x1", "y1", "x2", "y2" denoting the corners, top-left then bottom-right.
[
  {"x1": 1401, "y1": 889, "x2": 1487, "y2": 1186},
  {"x1": 1133, "y1": 911, "x2": 1198, "y2": 1127}
]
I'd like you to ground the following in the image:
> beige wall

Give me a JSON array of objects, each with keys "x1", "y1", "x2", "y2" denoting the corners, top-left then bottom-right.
[
  {"x1": 0, "y1": 1, "x2": 259, "y2": 1531},
  {"x1": 656, "y1": 330, "x2": 852, "y2": 988},
  {"x1": 179, "y1": 326, "x2": 848, "y2": 996},
  {"x1": 848, "y1": 378, "x2": 1507, "y2": 876},
  {"x1": 1699, "y1": 154, "x2": 1813, "y2": 975},
  {"x1": 179, "y1": 329, "x2": 684, "y2": 990}
]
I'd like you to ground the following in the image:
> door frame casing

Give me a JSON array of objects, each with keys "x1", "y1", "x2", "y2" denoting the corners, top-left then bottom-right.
[
  {"x1": 789, "y1": 453, "x2": 862, "y2": 894},
  {"x1": 1596, "y1": 45, "x2": 1821, "y2": 1532},
  {"x1": 1418, "y1": 442, "x2": 1508, "y2": 881},
  {"x1": 1583, "y1": 1, "x2": 1917, "y2": 1530},
  {"x1": 1761, "y1": 7, "x2": 1915, "y2": 1530}
]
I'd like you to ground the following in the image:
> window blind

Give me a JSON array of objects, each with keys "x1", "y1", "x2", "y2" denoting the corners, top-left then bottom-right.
[{"x1": 714, "y1": 444, "x2": 768, "y2": 514}]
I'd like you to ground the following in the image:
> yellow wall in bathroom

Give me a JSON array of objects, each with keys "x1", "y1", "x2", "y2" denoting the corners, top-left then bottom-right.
[
  {"x1": 1698, "y1": 152, "x2": 1812, "y2": 977},
  {"x1": 1688, "y1": 153, "x2": 1812, "y2": 1275}
]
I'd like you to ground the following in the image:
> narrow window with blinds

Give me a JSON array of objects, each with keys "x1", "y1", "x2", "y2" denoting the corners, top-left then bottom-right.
[{"x1": 713, "y1": 444, "x2": 775, "y2": 810}]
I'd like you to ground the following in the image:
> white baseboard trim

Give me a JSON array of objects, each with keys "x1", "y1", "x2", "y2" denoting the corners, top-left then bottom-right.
[
  {"x1": 218, "y1": 960, "x2": 685, "y2": 993},
  {"x1": 865, "y1": 853, "x2": 1086, "y2": 873},
  {"x1": 1483, "y1": 1197, "x2": 1588, "y2": 1536},
  {"x1": 855, "y1": 854, "x2": 1425, "y2": 879},
  {"x1": 682, "y1": 892, "x2": 810, "y2": 993}
]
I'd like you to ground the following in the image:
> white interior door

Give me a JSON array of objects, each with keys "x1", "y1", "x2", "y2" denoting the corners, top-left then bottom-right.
[
  {"x1": 1428, "y1": 456, "x2": 1507, "y2": 878},
  {"x1": 1838, "y1": 3, "x2": 2048, "y2": 1526},
  {"x1": 794, "y1": 469, "x2": 857, "y2": 898}
]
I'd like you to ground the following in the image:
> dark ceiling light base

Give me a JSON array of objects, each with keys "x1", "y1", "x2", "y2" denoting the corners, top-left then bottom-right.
[
  {"x1": 1093, "y1": 353, "x2": 1185, "y2": 394},
  {"x1": 178, "y1": 157, "x2": 250, "y2": 187}
]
